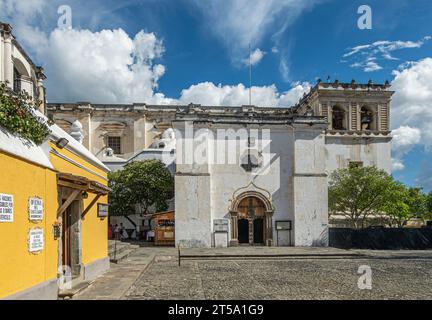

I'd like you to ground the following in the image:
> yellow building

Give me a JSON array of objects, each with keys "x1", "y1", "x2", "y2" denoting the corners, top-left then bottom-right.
[{"x1": 0, "y1": 116, "x2": 110, "y2": 300}]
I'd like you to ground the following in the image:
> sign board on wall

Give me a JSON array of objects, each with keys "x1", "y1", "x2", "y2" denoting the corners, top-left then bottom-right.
[
  {"x1": 0, "y1": 193, "x2": 14, "y2": 222},
  {"x1": 97, "y1": 203, "x2": 109, "y2": 218},
  {"x1": 214, "y1": 219, "x2": 229, "y2": 232},
  {"x1": 28, "y1": 197, "x2": 44, "y2": 221},
  {"x1": 276, "y1": 220, "x2": 292, "y2": 231},
  {"x1": 28, "y1": 228, "x2": 44, "y2": 253}
]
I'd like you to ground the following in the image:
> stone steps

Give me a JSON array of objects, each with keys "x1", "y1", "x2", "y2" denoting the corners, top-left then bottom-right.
[
  {"x1": 58, "y1": 280, "x2": 92, "y2": 299},
  {"x1": 108, "y1": 240, "x2": 139, "y2": 263}
]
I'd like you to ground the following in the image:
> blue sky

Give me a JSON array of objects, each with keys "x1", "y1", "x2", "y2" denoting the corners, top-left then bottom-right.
[{"x1": 1, "y1": 0, "x2": 431, "y2": 191}]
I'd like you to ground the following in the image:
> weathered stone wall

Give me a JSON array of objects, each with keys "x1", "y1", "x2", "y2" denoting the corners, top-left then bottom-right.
[
  {"x1": 325, "y1": 136, "x2": 392, "y2": 174},
  {"x1": 293, "y1": 128, "x2": 329, "y2": 246}
]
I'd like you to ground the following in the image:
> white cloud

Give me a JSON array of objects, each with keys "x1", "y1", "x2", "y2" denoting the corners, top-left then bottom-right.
[
  {"x1": 391, "y1": 58, "x2": 432, "y2": 150},
  {"x1": 178, "y1": 81, "x2": 311, "y2": 107},
  {"x1": 39, "y1": 28, "x2": 171, "y2": 104},
  {"x1": 1, "y1": 0, "x2": 314, "y2": 107},
  {"x1": 343, "y1": 37, "x2": 431, "y2": 72},
  {"x1": 243, "y1": 48, "x2": 265, "y2": 66},
  {"x1": 391, "y1": 158, "x2": 405, "y2": 172},
  {"x1": 364, "y1": 61, "x2": 383, "y2": 72},
  {"x1": 390, "y1": 58, "x2": 432, "y2": 173},
  {"x1": 391, "y1": 126, "x2": 421, "y2": 156},
  {"x1": 37, "y1": 26, "x2": 308, "y2": 106},
  {"x1": 279, "y1": 58, "x2": 290, "y2": 82}
]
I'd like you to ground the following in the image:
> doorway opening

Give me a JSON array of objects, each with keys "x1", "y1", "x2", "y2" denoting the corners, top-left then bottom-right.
[
  {"x1": 238, "y1": 219, "x2": 249, "y2": 244},
  {"x1": 235, "y1": 196, "x2": 266, "y2": 245},
  {"x1": 253, "y1": 218, "x2": 264, "y2": 244}
]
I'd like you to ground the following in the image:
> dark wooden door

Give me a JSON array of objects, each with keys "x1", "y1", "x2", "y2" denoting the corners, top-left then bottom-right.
[
  {"x1": 62, "y1": 206, "x2": 72, "y2": 269},
  {"x1": 238, "y1": 219, "x2": 249, "y2": 244},
  {"x1": 253, "y1": 218, "x2": 264, "y2": 244}
]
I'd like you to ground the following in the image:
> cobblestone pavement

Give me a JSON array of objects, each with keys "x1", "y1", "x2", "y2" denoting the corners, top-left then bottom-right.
[{"x1": 75, "y1": 246, "x2": 432, "y2": 300}]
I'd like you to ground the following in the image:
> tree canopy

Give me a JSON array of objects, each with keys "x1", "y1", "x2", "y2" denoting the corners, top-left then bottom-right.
[
  {"x1": 328, "y1": 166, "x2": 430, "y2": 228},
  {"x1": 108, "y1": 160, "x2": 174, "y2": 224}
]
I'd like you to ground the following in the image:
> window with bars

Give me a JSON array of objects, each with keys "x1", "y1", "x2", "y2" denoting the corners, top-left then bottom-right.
[{"x1": 107, "y1": 136, "x2": 122, "y2": 154}]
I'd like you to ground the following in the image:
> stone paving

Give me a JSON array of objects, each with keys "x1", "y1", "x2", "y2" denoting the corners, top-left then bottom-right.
[{"x1": 74, "y1": 245, "x2": 432, "y2": 300}]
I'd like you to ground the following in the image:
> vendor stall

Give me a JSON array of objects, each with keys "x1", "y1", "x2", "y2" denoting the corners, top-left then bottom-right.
[{"x1": 153, "y1": 211, "x2": 175, "y2": 246}]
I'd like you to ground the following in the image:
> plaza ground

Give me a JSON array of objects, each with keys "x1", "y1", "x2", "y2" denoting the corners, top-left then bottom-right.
[{"x1": 73, "y1": 245, "x2": 432, "y2": 300}]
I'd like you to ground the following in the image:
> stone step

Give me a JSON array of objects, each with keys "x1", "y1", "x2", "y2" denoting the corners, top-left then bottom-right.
[
  {"x1": 110, "y1": 248, "x2": 136, "y2": 264},
  {"x1": 109, "y1": 242, "x2": 139, "y2": 255},
  {"x1": 108, "y1": 242, "x2": 130, "y2": 256},
  {"x1": 58, "y1": 280, "x2": 92, "y2": 299}
]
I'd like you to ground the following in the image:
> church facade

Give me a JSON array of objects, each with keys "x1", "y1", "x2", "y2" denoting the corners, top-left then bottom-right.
[{"x1": 47, "y1": 81, "x2": 394, "y2": 247}]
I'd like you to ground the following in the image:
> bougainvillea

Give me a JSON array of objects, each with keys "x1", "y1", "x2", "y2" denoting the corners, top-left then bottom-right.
[{"x1": 0, "y1": 82, "x2": 51, "y2": 145}]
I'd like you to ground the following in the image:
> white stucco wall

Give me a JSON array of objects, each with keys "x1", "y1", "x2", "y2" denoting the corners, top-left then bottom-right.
[
  {"x1": 174, "y1": 122, "x2": 329, "y2": 248},
  {"x1": 325, "y1": 136, "x2": 392, "y2": 174},
  {"x1": 292, "y1": 129, "x2": 329, "y2": 246}
]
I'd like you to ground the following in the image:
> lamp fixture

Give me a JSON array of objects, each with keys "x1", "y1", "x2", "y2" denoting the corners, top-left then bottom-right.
[{"x1": 56, "y1": 137, "x2": 69, "y2": 149}]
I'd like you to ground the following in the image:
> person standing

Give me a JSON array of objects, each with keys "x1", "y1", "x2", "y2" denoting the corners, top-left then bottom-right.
[
  {"x1": 114, "y1": 224, "x2": 120, "y2": 240},
  {"x1": 108, "y1": 224, "x2": 113, "y2": 239}
]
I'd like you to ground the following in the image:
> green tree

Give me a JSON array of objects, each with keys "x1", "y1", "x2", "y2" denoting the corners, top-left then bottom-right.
[
  {"x1": 421, "y1": 191, "x2": 432, "y2": 222},
  {"x1": 108, "y1": 160, "x2": 174, "y2": 226},
  {"x1": 382, "y1": 183, "x2": 425, "y2": 227},
  {"x1": 427, "y1": 191, "x2": 432, "y2": 212},
  {"x1": 0, "y1": 82, "x2": 50, "y2": 144},
  {"x1": 328, "y1": 166, "x2": 394, "y2": 228}
]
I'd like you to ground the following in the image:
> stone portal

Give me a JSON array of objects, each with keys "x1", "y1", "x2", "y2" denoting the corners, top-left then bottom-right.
[{"x1": 230, "y1": 193, "x2": 274, "y2": 246}]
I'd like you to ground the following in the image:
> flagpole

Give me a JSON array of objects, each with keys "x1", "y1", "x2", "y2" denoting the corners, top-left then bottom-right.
[{"x1": 249, "y1": 43, "x2": 252, "y2": 106}]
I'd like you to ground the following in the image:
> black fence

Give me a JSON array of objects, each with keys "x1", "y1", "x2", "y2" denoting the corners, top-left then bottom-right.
[{"x1": 329, "y1": 227, "x2": 432, "y2": 250}]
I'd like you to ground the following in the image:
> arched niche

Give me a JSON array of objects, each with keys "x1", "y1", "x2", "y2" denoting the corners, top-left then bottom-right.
[
  {"x1": 360, "y1": 106, "x2": 377, "y2": 131},
  {"x1": 331, "y1": 105, "x2": 347, "y2": 131}
]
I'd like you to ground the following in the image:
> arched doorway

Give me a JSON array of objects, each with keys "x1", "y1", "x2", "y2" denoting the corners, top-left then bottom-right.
[{"x1": 234, "y1": 196, "x2": 269, "y2": 245}]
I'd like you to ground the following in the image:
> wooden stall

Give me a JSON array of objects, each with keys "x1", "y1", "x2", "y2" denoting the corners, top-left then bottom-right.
[{"x1": 153, "y1": 211, "x2": 175, "y2": 246}]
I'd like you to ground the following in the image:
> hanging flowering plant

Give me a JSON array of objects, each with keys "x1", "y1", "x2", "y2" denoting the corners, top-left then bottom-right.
[{"x1": 0, "y1": 82, "x2": 51, "y2": 145}]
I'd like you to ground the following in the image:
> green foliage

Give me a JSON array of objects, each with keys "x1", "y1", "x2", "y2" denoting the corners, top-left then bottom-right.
[
  {"x1": 329, "y1": 166, "x2": 430, "y2": 228},
  {"x1": 108, "y1": 160, "x2": 174, "y2": 217},
  {"x1": 329, "y1": 166, "x2": 395, "y2": 228},
  {"x1": 423, "y1": 191, "x2": 432, "y2": 221},
  {"x1": 382, "y1": 183, "x2": 427, "y2": 227},
  {"x1": 0, "y1": 82, "x2": 50, "y2": 145}
]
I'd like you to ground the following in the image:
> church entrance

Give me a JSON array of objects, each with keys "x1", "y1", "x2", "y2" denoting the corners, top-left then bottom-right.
[
  {"x1": 235, "y1": 196, "x2": 267, "y2": 245},
  {"x1": 238, "y1": 219, "x2": 249, "y2": 244}
]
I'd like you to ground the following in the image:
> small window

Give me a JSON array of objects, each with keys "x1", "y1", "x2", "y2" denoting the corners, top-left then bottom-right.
[
  {"x1": 349, "y1": 161, "x2": 363, "y2": 169},
  {"x1": 107, "y1": 136, "x2": 121, "y2": 155}
]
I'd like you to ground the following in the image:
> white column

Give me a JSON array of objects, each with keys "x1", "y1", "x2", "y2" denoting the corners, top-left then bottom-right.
[
  {"x1": 0, "y1": 33, "x2": 4, "y2": 82},
  {"x1": 348, "y1": 102, "x2": 352, "y2": 131},
  {"x1": 37, "y1": 79, "x2": 45, "y2": 113},
  {"x1": 3, "y1": 35, "x2": 13, "y2": 88}
]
